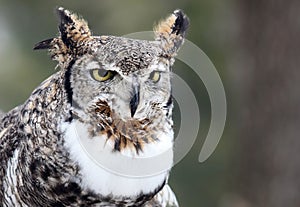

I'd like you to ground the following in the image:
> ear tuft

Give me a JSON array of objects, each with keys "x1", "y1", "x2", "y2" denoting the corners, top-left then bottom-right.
[
  {"x1": 56, "y1": 7, "x2": 92, "y2": 49},
  {"x1": 154, "y1": 9, "x2": 189, "y2": 57},
  {"x1": 34, "y1": 7, "x2": 94, "y2": 70},
  {"x1": 172, "y1": 10, "x2": 189, "y2": 36}
]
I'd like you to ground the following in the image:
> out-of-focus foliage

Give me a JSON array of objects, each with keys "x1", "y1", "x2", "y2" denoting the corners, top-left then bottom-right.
[{"x1": 0, "y1": 0, "x2": 236, "y2": 206}]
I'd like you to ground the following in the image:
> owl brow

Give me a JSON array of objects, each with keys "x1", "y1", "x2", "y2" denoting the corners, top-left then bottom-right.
[
  {"x1": 154, "y1": 70, "x2": 170, "y2": 74},
  {"x1": 85, "y1": 59, "x2": 105, "y2": 70}
]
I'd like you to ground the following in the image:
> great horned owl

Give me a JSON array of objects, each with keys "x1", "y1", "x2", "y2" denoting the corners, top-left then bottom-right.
[{"x1": 0, "y1": 7, "x2": 189, "y2": 206}]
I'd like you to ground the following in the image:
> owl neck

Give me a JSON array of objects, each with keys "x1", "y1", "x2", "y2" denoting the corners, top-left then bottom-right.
[{"x1": 61, "y1": 118, "x2": 173, "y2": 199}]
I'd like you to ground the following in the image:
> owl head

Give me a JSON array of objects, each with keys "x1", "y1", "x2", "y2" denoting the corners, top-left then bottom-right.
[{"x1": 35, "y1": 7, "x2": 189, "y2": 151}]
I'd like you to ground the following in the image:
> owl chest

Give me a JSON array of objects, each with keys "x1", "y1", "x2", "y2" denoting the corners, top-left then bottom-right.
[{"x1": 61, "y1": 120, "x2": 173, "y2": 199}]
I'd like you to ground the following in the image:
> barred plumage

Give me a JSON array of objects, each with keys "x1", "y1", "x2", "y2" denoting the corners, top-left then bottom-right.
[{"x1": 0, "y1": 7, "x2": 189, "y2": 206}]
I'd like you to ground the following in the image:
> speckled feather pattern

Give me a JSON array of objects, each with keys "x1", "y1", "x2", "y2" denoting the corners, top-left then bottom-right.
[
  {"x1": 0, "y1": 7, "x2": 189, "y2": 206},
  {"x1": 0, "y1": 72, "x2": 167, "y2": 206}
]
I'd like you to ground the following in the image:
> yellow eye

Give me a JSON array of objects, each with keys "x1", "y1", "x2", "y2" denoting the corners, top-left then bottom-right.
[
  {"x1": 149, "y1": 71, "x2": 161, "y2": 83},
  {"x1": 91, "y1": 69, "x2": 115, "y2": 82}
]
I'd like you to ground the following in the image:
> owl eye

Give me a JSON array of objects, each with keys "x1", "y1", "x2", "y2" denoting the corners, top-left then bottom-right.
[
  {"x1": 149, "y1": 71, "x2": 161, "y2": 83},
  {"x1": 90, "y1": 69, "x2": 115, "y2": 82}
]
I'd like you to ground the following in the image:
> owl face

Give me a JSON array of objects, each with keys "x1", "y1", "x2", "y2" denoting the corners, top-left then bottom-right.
[
  {"x1": 34, "y1": 7, "x2": 189, "y2": 150},
  {"x1": 70, "y1": 37, "x2": 172, "y2": 121}
]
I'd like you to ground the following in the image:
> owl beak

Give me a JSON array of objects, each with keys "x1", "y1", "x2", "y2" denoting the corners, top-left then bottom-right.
[{"x1": 130, "y1": 83, "x2": 140, "y2": 117}]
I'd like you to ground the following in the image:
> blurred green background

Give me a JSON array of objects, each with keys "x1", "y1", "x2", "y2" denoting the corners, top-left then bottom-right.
[{"x1": 1, "y1": 0, "x2": 299, "y2": 207}]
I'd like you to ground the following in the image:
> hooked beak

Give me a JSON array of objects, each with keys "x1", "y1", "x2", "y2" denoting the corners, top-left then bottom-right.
[{"x1": 130, "y1": 81, "x2": 140, "y2": 118}]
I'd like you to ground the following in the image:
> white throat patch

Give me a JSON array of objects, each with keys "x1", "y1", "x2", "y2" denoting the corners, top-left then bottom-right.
[{"x1": 61, "y1": 120, "x2": 173, "y2": 197}]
